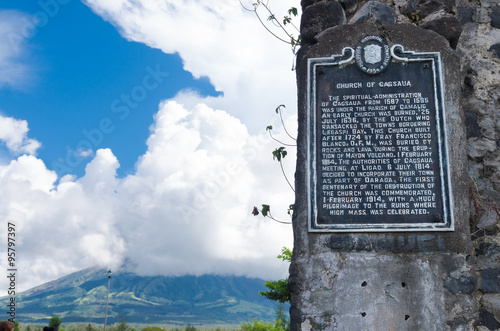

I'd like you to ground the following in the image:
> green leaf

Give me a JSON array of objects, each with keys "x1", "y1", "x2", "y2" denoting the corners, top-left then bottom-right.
[
  {"x1": 287, "y1": 204, "x2": 294, "y2": 215},
  {"x1": 266, "y1": 125, "x2": 273, "y2": 131},
  {"x1": 411, "y1": 9, "x2": 421, "y2": 21},
  {"x1": 275, "y1": 104, "x2": 286, "y2": 114},
  {"x1": 272, "y1": 147, "x2": 287, "y2": 161},
  {"x1": 283, "y1": 16, "x2": 291, "y2": 25},
  {"x1": 291, "y1": 35, "x2": 301, "y2": 48},
  {"x1": 277, "y1": 247, "x2": 292, "y2": 262},
  {"x1": 267, "y1": 14, "x2": 276, "y2": 21},
  {"x1": 261, "y1": 204, "x2": 270, "y2": 217},
  {"x1": 288, "y1": 7, "x2": 298, "y2": 17}
]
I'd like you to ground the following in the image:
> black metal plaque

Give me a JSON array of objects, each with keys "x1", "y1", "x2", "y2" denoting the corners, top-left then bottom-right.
[{"x1": 307, "y1": 37, "x2": 453, "y2": 232}]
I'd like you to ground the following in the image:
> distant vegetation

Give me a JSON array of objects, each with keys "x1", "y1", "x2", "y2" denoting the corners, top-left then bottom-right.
[
  {"x1": 4, "y1": 310, "x2": 288, "y2": 331},
  {"x1": 9, "y1": 321, "x2": 237, "y2": 331},
  {"x1": 4, "y1": 315, "x2": 288, "y2": 331},
  {"x1": 16, "y1": 326, "x2": 233, "y2": 331},
  {"x1": 3, "y1": 322, "x2": 273, "y2": 331}
]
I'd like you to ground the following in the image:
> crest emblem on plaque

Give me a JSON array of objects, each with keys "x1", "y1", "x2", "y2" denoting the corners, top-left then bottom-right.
[
  {"x1": 355, "y1": 35, "x2": 390, "y2": 75},
  {"x1": 364, "y1": 44, "x2": 382, "y2": 64}
]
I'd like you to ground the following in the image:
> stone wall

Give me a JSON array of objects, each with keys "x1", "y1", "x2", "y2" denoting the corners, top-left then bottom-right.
[
  {"x1": 292, "y1": 0, "x2": 500, "y2": 329},
  {"x1": 458, "y1": 1, "x2": 500, "y2": 330}
]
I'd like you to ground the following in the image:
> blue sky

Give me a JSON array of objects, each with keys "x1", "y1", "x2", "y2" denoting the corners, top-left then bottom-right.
[
  {"x1": 0, "y1": 0, "x2": 298, "y2": 295},
  {"x1": 0, "y1": 0, "x2": 220, "y2": 177}
]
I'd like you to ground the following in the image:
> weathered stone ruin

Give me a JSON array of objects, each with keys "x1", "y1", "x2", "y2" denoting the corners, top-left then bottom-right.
[{"x1": 291, "y1": 1, "x2": 500, "y2": 330}]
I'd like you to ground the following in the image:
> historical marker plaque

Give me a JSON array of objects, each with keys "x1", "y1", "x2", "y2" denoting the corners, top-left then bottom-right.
[{"x1": 307, "y1": 36, "x2": 453, "y2": 232}]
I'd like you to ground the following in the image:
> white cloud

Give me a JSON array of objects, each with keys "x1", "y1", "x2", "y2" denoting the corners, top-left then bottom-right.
[
  {"x1": 0, "y1": 102, "x2": 295, "y2": 295},
  {"x1": 120, "y1": 101, "x2": 295, "y2": 277},
  {"x1": 0, "y1": 114, "x2": 41, "y2": 155},
  {"x1": 83, "y1": 0, "x2": 300, "y2": 132},
  {"x1": 0, "y1": 10, "x2": 33, "y2": 90},
  {"x1": 0, "y1": 152, "x2": 125, "y2": 294}
]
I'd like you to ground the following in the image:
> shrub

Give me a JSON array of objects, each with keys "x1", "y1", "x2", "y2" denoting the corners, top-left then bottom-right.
[{"x1": 240, "y1": 318, "x2": 284, "y2": 331}]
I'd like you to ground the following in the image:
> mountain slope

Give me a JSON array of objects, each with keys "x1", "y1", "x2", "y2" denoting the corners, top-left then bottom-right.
[{"x1": 1, "y1": 266, "x2": 279, "y2": 325}]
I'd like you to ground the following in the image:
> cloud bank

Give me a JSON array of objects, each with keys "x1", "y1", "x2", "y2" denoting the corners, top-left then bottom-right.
[{"x1": 0, "y1": 101, "x2": 295, "y2": 294}]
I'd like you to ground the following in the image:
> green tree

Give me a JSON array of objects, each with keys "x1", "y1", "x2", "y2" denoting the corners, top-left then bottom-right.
[
  {"x1": 259, "y1": 247, "x2": 291, "y2": 303},
  {"x1": 252, "y1": 248, "x2": 291, "y2": 330},
  {"x1": 49, "y1": 317, "x2": 62, "y2": 329},
  {"x1": 116, "y1": 314, "x2": 132, "y2": 331},
  {"x1": 184, "y1": 323, "x2": 196, "y2": 331},
  {"x1": 114, "y1": 314, "x2": 134, "y2": 331},
  {"x1": 275, "y1": 303, "x2": 290, "y2": 331},
  {"x1": 9, "y1": 320, "x2": 21, "y2": 331}
]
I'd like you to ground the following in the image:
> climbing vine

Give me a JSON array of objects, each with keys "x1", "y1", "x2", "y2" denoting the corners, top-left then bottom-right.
[{"x1": 240, "y1": 1, "x2": 301, "y2": 53}]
